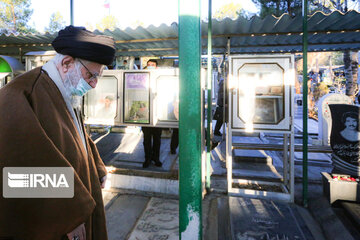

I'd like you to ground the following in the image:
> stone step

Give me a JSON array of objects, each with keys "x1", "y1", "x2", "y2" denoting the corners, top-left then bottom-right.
[
  {"x1": 233, "y1": 149, "x2": 272, "y2": 164},
  {"x1": 232, "y1": 162, "x2": 283, "y2": 182},
  {"x1": 106, "y1": 171, "x2": 178, "y2": 195},
  {"x1": 294, "y1": 152, "x2": 332, "y2": 167}
]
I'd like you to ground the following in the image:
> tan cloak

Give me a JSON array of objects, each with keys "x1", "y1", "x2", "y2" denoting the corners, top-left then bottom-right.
[{"x1": 0, "y1": 67, "x2": 108, "y2": 240}]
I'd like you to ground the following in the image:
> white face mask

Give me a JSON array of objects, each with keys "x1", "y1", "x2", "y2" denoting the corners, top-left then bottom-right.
[
  {"x1": 70, "y1": 77, "x2": 93, "y2": 97},
  {"x1": 63, "y1": 61, "x2": 93, "y2": 97}
]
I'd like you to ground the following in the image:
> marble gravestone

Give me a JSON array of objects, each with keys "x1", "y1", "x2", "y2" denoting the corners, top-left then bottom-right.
[
  {"x1": 229, "y1": 197, "x2": 313, "y2": 240},
  {"x1": 329, "y1": 104, "x2": 360, "y2": 176},
  {"x1": 318, "y1": 93, "x2": 352, "y2": 145}
]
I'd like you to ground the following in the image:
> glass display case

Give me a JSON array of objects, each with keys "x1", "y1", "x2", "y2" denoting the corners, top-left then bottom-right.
[
  {"x1": 24, "y1": 51, "x2": 56, "y2": 71},
  {"x1": 237, "y1": 63, "x2": 284, "y2": 124},
  {"x1": 84, "y1": 75, "x2": 118, "y2": 125},
  {"x1": 84, "y1": 68, "x2": 208, "y2": 128},
  {"x1": 230, "y1": 55, "x2": 294, "y2": 132},
  {"x1": 0, "y1": 74, "x2": 7, "y2": 88},
  {"x1": 123, "y1": 72, "x2": 150, "y2": 124},
  {"x1": 155, "y1": 75, "x2": 179, "y2": 123}
]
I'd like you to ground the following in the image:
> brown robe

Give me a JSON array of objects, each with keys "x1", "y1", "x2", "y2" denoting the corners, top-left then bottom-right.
[{"x1": 0, "y1": 67, "x2": 108, "y2": 240}]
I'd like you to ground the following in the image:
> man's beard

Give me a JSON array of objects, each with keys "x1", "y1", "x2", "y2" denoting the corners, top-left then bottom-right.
[{"x1": 63, "y1": 65, "x2": 82, "y2": 109}]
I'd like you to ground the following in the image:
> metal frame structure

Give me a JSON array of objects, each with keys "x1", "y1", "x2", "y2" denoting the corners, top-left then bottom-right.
[{"x1": 226, "y1": 54, "x2": 296, "y2": 202}]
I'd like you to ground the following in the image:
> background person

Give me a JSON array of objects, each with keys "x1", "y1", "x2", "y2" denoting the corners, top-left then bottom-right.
[
  {"x1": 142, "y1": 59, "x2": 163, "y2": 168},
  {"x1": 214, "y1": 77, "x2": 224, "y2": 136},
  {"x1": 170, "y1": 97, "x2": 179, "y2": 154},
  {"x1": 0, "y1": 25, "x2": 116, "y2": 240}
]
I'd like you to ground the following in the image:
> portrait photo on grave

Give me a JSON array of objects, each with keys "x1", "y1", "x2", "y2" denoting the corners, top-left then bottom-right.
[{"x1": 329, "y1": 104, "x2": 360, "y2": 167}]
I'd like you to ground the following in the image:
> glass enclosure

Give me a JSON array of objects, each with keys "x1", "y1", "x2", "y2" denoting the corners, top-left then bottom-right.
[
  {"x1": 156, "y1": 75, "x2": 179, "y2": 122},
  {"x1": 237, "y1": 63, "x2": 284, "y2": 124},
  {"x1": 123, "y1": 72, "x2": 150, "y2": 124},
  {"x1": 84, "y1": 76, "x2": 118, "y2": 125}
]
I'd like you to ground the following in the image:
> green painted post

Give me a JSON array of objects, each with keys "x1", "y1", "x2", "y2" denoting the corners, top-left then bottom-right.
[
  {"x1": 70, "y1": 0, "x2": 74, "y2": 25},
  {"x1": 302, "y1": 0, "x2": 309, "y2": 207},
  {"x1": 206, "y1": 0, "x2": 212, "y2": 190},
  {"x1": 179, "y1": 0, "x2": 202, "y2": 239}
]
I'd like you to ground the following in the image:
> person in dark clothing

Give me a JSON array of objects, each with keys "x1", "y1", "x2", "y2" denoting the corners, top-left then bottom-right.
[
  {"x1": 142, "y1": 59, "x2": 163, "y2": 168},
  {"x1": 170, "y1": 128, "x2": 179, "y2": 154},
  {"x1": 214, "y1": 78, "x2": 224, "y2": 136},
  {"x1": 142, "y1": 127, "x2": 163, "y2": 167},
  {"x1": 169, "y1": 96, "x2": 179, "y2": 154}
]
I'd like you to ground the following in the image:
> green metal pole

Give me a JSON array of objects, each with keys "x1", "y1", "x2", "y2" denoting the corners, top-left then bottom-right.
[
  {"x1": 70, "y1": 0, "x2": 74, "y2": 25},
  {"x1": 206, "y1": 0, "x2": 212, "y2": 191},
  {"x1": 302, "y1": 0, "x2": 309, "y2": 207},
  {"x1": 179, "y1": 0, "x2": 202, "y2": 239}
]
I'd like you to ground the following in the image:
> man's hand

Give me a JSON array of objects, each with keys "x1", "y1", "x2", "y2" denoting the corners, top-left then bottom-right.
[
  {"x1": 100, "y1": 175, "x2": 107, "y2": 189},
  {"x1": 67, "y1": 223, "x2": 86, "y2": 240}
]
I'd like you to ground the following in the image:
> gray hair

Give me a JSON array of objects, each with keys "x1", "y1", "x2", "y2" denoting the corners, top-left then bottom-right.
[{"x1": 51, "y1": 53, "x2": 91, "y2": 66}]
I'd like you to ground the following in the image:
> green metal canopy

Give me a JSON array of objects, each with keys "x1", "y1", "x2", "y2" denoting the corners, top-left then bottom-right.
[{"x1": 0, "y1": 10, "x2": 359, "y2": 57}]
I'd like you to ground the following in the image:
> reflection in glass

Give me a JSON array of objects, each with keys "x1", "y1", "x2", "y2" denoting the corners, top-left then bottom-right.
[
  {"x1": 156, "y1": 75, "x2": 179, "y2": 122},
  {"x1": 85, "y1": 76, "x2": 117, "y2": 125},
  {"x1": 124, "y1": 72, "x2": 150, "y2": 123},
  {"x1": 237, "y1": 63, "x2": 284, "y2": 125}
]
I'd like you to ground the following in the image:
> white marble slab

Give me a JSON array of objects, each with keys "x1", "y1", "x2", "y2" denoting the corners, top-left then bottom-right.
[{"x1": 128, "y1": 197, "x2": 179, "y2": 240}]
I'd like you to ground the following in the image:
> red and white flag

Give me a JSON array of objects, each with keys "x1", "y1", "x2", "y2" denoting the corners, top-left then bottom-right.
[{"x1": 104, "y1": 0, "x2": 110, "y2": 8}]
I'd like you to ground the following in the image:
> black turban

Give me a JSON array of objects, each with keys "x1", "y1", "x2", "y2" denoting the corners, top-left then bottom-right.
[{"x1": 52, "y1": 25, "x2": 116, "y2": 65}]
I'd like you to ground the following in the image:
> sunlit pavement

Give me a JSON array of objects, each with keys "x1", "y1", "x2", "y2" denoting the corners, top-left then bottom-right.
[{"x1": 96, "y1": 130, "x2": 359, "y2": 239}]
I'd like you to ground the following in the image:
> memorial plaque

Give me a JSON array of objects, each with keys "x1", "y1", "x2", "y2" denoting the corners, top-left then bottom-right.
[
  {"x1": 318, "y1": 94, "x2": 352, "y2": 145},
  {"x1": 237, "y1": 63, "x2": 284, "y2": 125},
  {"x1": 123, "y1": 72, "x2": 150, "y2": 124},
  {"x1": 84, "y1": 76, "x2": 118, "y2": 125},
  {"x1": 155, "y1": 75, "x2": 179, "y2": 122},
  {"x1": 230, "y1": 55, "x2": 294, "y2": 131},
  {"x1": 329, "y1": 104, "x2": 360, "y2": 176},
  {"x1": 229, "y1": 197, "x2": 313, "y2": 240}
]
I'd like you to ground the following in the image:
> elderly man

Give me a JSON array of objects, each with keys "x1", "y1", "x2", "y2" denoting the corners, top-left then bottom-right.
[{"x1": 0, "y1": 26, "x2": 115, "y2": 240}]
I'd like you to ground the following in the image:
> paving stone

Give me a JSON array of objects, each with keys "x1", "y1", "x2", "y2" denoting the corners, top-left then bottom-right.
[
  {"x1": 308, "y1": 197, "x2": 355, "y2": 240},
  {"x1": 106, "y1": 195, "x2": 150, "y2": 240},
  {"x1": 102, "y1": 190, "x2": 119, "y2": 208},
  {"x1": 218, "y1": 197, "x2": 231, "y2": 240},
  {"x1": 341, "y1": 202, "x2": 360, "y2": 231}
]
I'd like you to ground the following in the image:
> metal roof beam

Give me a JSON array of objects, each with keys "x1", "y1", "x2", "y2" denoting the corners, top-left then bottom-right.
[{"x1": 113, "y1": 29, "x2": 360, "y2": 44}]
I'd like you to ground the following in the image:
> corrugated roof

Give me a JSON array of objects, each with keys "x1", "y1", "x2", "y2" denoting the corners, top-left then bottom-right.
[{"x1": 0, "y1": 10, "x2": 359, "y2": 57}]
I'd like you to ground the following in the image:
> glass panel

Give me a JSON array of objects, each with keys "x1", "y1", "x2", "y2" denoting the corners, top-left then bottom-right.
[
  {"x1": 84, "y1": 76, "x2": 117, "y2": 125},
  {"x1": 124, "y1": 72, "x2": 150, "y2": 123},
  {"x1": 30, "y1": 61, "x2": 37, "y2": 70},
  {"x1": 237, "y1": 63, "x2": 284, "y2": 124},
  {"x1": 156, "y1": 75, "x2": 179, "y2": 122}
]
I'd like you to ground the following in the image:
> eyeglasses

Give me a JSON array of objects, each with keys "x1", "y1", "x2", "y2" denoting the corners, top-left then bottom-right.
[{"x1": 78, "y1": 59, "x2": 101, "y2": 82}]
